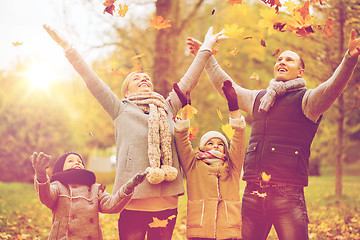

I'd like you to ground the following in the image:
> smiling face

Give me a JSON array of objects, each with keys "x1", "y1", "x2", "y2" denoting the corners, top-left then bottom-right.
[
  {"x1": 204, "y1": 138, "x2": 225, "y2": 154},
  {"x1": 123, "y1": 72, "x2": 153, "y2": 97},
  {"x1": 63, "y1": 154, "x2": 85, "y2": 171},
  {"x1": 274, "y1": 51, "x2": 304, "y2": 81}
]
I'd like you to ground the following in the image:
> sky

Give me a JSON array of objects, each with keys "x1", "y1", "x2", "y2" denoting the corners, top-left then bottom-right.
[{"x1": 0, "y1": 0, "x2": 152, "y2": 84}]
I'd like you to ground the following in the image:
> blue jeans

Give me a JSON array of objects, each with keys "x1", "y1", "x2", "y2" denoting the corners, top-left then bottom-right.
[
  {"x1": 118, "y1": 208, "x2": 177, "y2": 240},
  {"x1": 241, "y1": 182, "x2": 309, "y2": 240}
]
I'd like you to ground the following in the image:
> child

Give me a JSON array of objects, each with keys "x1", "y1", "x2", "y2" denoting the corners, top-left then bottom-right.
[
  {"x1": 173, "y1": 81, "x2": 246, "y2": 240},
  {"x1": 30, "y1": 151, "x2": 147, "y2": 240}
]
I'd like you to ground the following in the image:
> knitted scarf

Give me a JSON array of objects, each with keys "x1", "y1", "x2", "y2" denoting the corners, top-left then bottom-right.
[
  {"x1": 259, "y1": 78, "x2": 306, "y2": 112},
  {"x1": 196, "y1": 149, "x2": 227, "y2": 165},
  {"x1": 127, "y1": 92, "x2": 178, "y2": 184},
  {"x1": 50, "y1": 169, "x2": 96, "y2": 187}
]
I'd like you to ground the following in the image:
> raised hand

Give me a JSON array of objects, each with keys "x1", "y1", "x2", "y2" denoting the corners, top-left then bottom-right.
[
  {"x1": 200, "y1": 26, "x2": 227, "y2": 52},
  {"x1": 123, "y1": 170, "x2": 148, "y2": 195},
  {"x1": 348, "y1": 29, "x2": 360, "y2": 58},
  {"x1": 43, "y1": 24, "x2": 72, "y2": 51},
  {"x1": 30, "y1": 152, "x2": 51, "y2": 182},
  {"x1": 186, "y1": 37, "x2": 202, "y2": 56},
  {"x1": 173, "y1": 82, "x2": 191, "y2": 108},
  {"x1": 222, "y1": 80, "x2": 239, "y2": 111}
]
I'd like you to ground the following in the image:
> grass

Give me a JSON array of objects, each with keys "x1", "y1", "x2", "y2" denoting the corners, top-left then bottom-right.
[{"x1": 0, "y1": 175, "x2": 359, "y2": 240}]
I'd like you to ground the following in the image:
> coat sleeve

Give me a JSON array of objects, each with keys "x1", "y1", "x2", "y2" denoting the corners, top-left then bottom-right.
[
  {"x1": 98, "y1": 185, "x2": 133, "y2": 214},
  {"x1": 166, "y1": 50, "x2": 212, "y2": 116},
  {"x1": 205, "y1": 55, "x2": 259, "y2": 114},
  {"x1": 228, "y1": 115, "x2": 246, "y2": 173},
  {"x1": 302, "y1": 51, "x2": 358, "y2": 122},
  {"x1": 173, "y1": 119, "x2": 197, "y2": 175},
  {"x1": 65, "y1": 49, "x2": 123, "y2": 120},
  {"x1": 34, "y1": 176, "x2": 60, "y2": 210}
]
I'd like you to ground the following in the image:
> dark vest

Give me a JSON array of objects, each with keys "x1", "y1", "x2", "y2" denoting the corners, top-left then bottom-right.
[{"x1": 242, "y1": 89, "x2": 321, "y2": 186}]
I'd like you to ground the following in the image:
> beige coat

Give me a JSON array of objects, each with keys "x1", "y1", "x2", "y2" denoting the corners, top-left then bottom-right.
[
  {"x1": 174, "y1": 117, "x2": 246, "y2": 239},
  {"x1": 35, "y1": 178, "x2": 132, "y2": 239}
]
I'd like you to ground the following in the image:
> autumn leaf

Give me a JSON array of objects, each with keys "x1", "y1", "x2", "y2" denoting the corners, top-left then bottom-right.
[
  {"x1": 12, "y1": 42, "x2": 23, "y2": 46},
  {"x1": 227, "y1": 0, "x2": 243, "y2": 6},
  {"x1": 322, "y1": 18, "x2": 334, "y2": 38},
  {"x1": 251, "y1": 190, "x2": 267, "y2": 198},
  {"x1": 273, "y1": 22, "x2": 286, "y2": 32},
  {"x1": 103, "y1": 0, "x2": 116, "y2": 15},
  {"x1": 258, "y1": 8, "x2": 280, "y2": 35},
  {"x1": 229, "y1": 48, "x2": 238, "y2": 56},
  {"x1": 221, "y1": 123, "x2": 234, "y2": 140},
  {"x1": 223, "y1": 24, "x2": 244, "y2": 38},
  {"x1": 211, "y1": 8, "x2": 216, "y2": 15},
  {"x1": 150, "y1": 16, "x2": 171, "y2": 30},
  {"x1": 149, "y1": 217, "x2": 169, "y2": 228},
  {"x1": 217, "y1": 106, "x2": 223, "y2": 120},
  {"x1": 181, "y1": 104, "x2": 198, "y2": 120},
  {"x1": 250, "y1": 72, "x2": 259, "y2": 81},
  {"x1": 131, "y1": 52, "x2": 148, "y2": 60},
  {"x1": 261, "y1": 39, "x2": 266, "y2": 47},
  {"x1": 260, "y1": 0, "x2": 282, "y2": 12},
  {"x1": 283, "y1": 0, "x2": 298, "y2": 13},
  {"x1": 189, "y1": 126, "x2": 199, "y2": 141},
  {"x1": 272, "y1": 48, "x2": 280, "y2": 56},
  {"x1": 261, "y1": 172, "x2": 272, "y2": 182},
  {"x1": 243, "y1": 36, "x2": 252, "y2": 40},
  {"x1": 117, "y1": 4, "x2": 128, "y2": 17}
]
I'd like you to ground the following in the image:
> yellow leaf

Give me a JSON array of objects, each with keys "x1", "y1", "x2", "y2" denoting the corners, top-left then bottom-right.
[
  {"x1": 150, "y1": 16, "x2": 171, "y2": 30},
  {"x1": 181, "y1": 105, "x2": 198, "y2": 120},
  {"x1": 217, "y1": 106, "x2": 223, "y2": 120},
  {"x1": 250, "y1": 72, "x2": 259, "y2": 81},
  {"x1": 221, "y1": 123, "x2": 234, "y2": 140},
  {"x1": 12, "y1": 42, "x2": 23, "y2": 46},
  {"x1": 148, "y1": 217, "x2": 169, "y2": 228},
  {"x1": 117, "y1": 4, "x2": 129, "y2": 17},
  {"x1": 251, "y1": 190, "x2": 267, "y2": 198},
  {"x1": 223, "y1": 24, "x2": 244, "y2": 38},
  {"x1": 283, "y1": 0, "x2": 298, "y2": 13},
  {"x1": 261, "y1": 172, "x2": 272, "y2": 182},
  {"x1": 229, "y1": 47, "x2": 238, "y2": 56},
  {"x1": 131, "y1": 52, "x2": 148, "y2": 60}
]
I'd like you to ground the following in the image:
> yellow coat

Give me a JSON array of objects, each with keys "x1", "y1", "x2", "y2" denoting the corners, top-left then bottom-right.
[{"x1": 174, "y1": 116, "x2": 246, "y2": 239}]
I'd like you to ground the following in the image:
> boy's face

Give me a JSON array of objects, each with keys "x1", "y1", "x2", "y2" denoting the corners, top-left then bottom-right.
[
  {"x1": 63, "y1": 154, "x2": 85, "y2": 171},
  {"x1": 204, "y1": 138, "x2": 225, "y2": 154}
]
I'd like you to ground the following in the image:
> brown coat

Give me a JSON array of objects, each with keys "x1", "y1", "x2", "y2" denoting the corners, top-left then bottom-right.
[
  {"x1": 174, "y1": 117, "x2": 246, "y2": 239},
  {"x1": 35, "y1": 178, "x2": 132, "y2": 239}
]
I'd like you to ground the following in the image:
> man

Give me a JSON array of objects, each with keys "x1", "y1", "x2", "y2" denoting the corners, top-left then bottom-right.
[{"x1": 187, "y1": 29, "x2": 359, "y2": 239}]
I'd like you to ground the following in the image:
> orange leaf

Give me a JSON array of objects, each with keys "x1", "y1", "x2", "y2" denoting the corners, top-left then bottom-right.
[
  {"x1": 322, "y1": 18, "x2": 334, "y2": 38},
  {"x1": 148, "y1": 217, "x2": 169, "y2": 228},
  {"x1": 150, "y1": 16, "x2": 171, "y2": 30},
  {"x1": 229, "y1": 48, "x2": 238, "y2": 56},
  {"x1": 181, "y1": 105, "x2": 198, "y2": 120},
  {"x1": 261, "y1": 172, "x2": 272, "y2": 182},
  {"x1": 221, "y1": 123, "x2": 234, "y2": 140},
  {"x1": 103, "y1": 0, "x2": 116, "y2": 15},
  {"x1": 272, "y1": 48, "x2": 280, "y2": 56},
  {"x1": 117, "y1": 4, "x2": 128, "y2": 17},
  {"x1": 227, "y1": 0, "x2": 243, "y2": 6},
  {"x1": 261, "y1": 39, "x2": 266, "y2": 47},
  {"x1": 12, "y1": 42, "x2": 23, "y2": 46},
  {"x1": 217, "y1": 106, "x2": 223, "y2": 120},
  {"x1": 189, "y1": 126, "x2": 199, "y2": 141},
  {"x1": 131, "y1": 52, "x2": 148, "y2": 60},
  {"x1": 103, "y1": 0, "x2": 116, "y2": 7}
]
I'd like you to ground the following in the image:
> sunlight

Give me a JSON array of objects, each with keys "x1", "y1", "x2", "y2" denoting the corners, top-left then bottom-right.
[{"x1": 25, "y1": 65, "x2": 53, "y2": 90}]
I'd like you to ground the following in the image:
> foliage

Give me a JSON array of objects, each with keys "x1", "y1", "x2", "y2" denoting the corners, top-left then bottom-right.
[{"x1": 1, "y1": 175, "x2": 359, "y2": 239}]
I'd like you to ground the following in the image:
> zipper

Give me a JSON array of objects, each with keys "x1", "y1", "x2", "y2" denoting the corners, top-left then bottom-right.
[{"x1": 259, "y1": 113, "x2": 268, "y2": 180}]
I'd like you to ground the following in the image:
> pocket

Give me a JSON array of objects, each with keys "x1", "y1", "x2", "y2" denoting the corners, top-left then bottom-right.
[
  {"x1": 186, "y1": 200, "x2": 205, "y2": 228},
  {"x1": 243, "y1": 142, "x2": 258, "y2": 172},
  {"x1": 224, "y1": 200, "x2": 242, "y2": 228}
]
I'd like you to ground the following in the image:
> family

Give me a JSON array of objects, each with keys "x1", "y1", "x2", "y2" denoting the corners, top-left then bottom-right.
[{"x1": 30, "y1": 23, "x2": 360, "y2": 240}]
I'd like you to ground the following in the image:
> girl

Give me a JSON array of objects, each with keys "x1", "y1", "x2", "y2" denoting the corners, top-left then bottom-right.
[
  {"x1": 31, "y1": 151, "x2": 147, "y2": 240},
  {"x1": 173, "y1": 80, "x2": 246, "y2": 240}
]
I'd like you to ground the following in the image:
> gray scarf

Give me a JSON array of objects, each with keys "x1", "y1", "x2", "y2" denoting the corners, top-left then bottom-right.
[{"x1": 258, "y1": 78, "x2": 306, "y2": 112}]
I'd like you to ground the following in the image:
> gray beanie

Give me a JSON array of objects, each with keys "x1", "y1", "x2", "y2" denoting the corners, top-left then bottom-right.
[{"x1": 200, "y1": 131, "x2": 228, "y2": 149}]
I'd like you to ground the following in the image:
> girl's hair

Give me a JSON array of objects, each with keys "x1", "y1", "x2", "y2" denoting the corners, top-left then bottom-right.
[{"x1": 121, "y1": 71, "x2": 151, "y2": 98}]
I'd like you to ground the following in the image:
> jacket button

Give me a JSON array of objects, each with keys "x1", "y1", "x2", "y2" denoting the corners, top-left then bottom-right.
[
  {"x1": 271, "y1": 147, "x2": 275, "y2": 151},
  {"x1": 295, "y1": 151, "x2": 299, "y2": 155}
]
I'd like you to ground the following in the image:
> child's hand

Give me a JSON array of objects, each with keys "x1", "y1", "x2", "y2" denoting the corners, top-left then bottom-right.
[
  {"x1": 173, "y1": 82, "x2": 191, "y2": 108},
  {"x1": 30, "y1": 152, "x2": 51, "y2": 182},
  {"x1": 186, "y1": 37, "x2": 202, "y2": 56},
  {"x1": 123, "y1": 170, "x2": 148, "y2": 195}
]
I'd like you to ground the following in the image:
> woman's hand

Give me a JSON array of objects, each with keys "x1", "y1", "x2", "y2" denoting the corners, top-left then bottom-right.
[
  {"x1": 348, "y1": 29, "x2": 360, "y2": 58},
  {"x1": 43, "y1": 24, "x2": 72, "y2": 52},
  {"x1": 200, "y1": 26, "x2": 227, "y2": 52}
]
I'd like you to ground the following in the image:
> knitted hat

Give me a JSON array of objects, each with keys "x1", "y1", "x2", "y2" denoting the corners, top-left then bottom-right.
[
  {"x1": 200, "y1": 131, "x2": 228, "y2": 149},
  {"x1": 52, "y1": 152, "x2": 84, "y2": 175}
]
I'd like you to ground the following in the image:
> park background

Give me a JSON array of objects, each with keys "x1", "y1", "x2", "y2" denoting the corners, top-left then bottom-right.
[{"x1": 0, "y1": 0, "x2": 359, "y2": 239}]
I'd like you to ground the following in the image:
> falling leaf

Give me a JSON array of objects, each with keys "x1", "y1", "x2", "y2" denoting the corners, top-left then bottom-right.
[
  {"x1": 103, "y1": 0, "x2": 116, "y2": 15},
  {"x1": 148, "y1": 217, "x2": 169, "y2": 228},
  {"x1": 189, "y1": 126, "x2": 199, "y2": 141},
  {"x1": 258, "y1": 8, "x2": 280, "y2": 35},
  {"x1": 223, "y1": 24, "x2": 244, "y2": 38},
  {"x1": 273, "y1": 22, "x2": 286, "y2": 32},
  {"x1": 131, "y1": 52, "x2": 148, "y2": 60},
  {"x1": 283, "y1": 0, "x2": 298, "y2": 13},
  {"x1": 12, "y1": 42, "x2": 23, "y2": 46},
  {"x1": 229, "y1": 48, "x2": 238, "y2": 56},
  {"x1": 260, "y1": 0, "x2": 282, "y2": 12},
  {"x1": 221, "y1": 123, "x2": 234, "y2": 140},
  {"x1": 211, "y1": 8, "x2": 216, "y2": 15},
  {"x1": 227, "y1": 0, "x2": 243, "y2": 6},
  {"x1": 181, "y1": 105, "x2": 198, "y2": 120},
  {"x1": 261, "y1": 172, "x2": 272, "y2": 182},
  {"x1": 322, "y1": 18, "x2": 334, "y2": 38},
  {"x1": 251, "y1": 190, "x2": 267, "y2": 198},
  {"x1": 150, "y1": 16, "x2": 171, "y2": 30},
  {"x1": 88, "y1": 131, "x2": 94, "y2": 137},
  {"x1": 250, "y1": 72, "x2": 259, "y2": 81},
  {"x1": 272, "y1": 48, "x2": 280, "y2": 56},
  {"x1": 117, "y1": 4, "x2": 128, "y2": 17},
  {"x1": 260, "y1": 39, "x2": 266, "y2": 47},
  {"x1": 243, "y1": 36, "x2": 252, "y2": 40},
  {"x1": 217, "y1": 106, "x2": 223, "y2": 120}
]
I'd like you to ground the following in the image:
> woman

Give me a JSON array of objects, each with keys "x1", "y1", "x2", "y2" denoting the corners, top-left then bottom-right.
[{"x1": 43, "y1": 25, "x2": 225, "y2": 240}]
